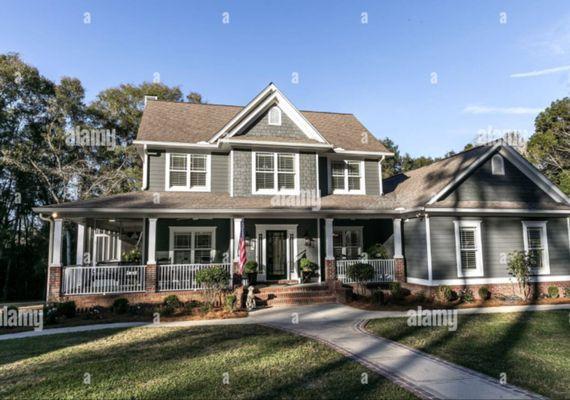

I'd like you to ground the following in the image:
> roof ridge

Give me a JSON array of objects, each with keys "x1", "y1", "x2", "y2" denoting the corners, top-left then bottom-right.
[{"x1": 149, "y1": 99, "x2": 354, "y2": 115}]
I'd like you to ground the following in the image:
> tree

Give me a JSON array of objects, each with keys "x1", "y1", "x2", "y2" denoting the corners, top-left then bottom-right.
[{"x1": 527, "y1": 98, "x2": 570, "y2": 194}]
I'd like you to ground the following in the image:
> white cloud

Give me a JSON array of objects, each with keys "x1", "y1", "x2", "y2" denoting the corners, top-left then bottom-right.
[
  {"x1": 510, "y1": 65, "x2": 570, "y2": 78},
  {"x1": 523, "y1": 15, "x2": 570, "y2": 56},
  {"x1": 462, "y1": 105, "x2": 542, "y2": 115}
]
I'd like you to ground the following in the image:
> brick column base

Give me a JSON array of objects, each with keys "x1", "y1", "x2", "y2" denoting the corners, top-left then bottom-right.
[
  {"x1": 394, "y1": 257, "x2": 406, "y2": 282},
  {"x1": 47, "y1": 265, "x2": 62, "y2": 303},
  {"x1": 145, "y1": 264, "x2": 157, "y2": 292},
  {"x1": 325, "y1": 258, "x2": 340, "y2": 290}
]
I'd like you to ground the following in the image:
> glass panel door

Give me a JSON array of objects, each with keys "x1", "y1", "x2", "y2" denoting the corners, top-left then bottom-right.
[{"x1": 266, "y1": 230, "x2": 287, "y2": 280}]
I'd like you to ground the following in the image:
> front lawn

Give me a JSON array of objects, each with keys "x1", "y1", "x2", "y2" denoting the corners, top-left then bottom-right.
[
  {"x1": 367, "y1": 311, "x2": 570, "y2": 399},
  {"x1": 0, "y1": 325, "x2": 415, "y2": 399}
]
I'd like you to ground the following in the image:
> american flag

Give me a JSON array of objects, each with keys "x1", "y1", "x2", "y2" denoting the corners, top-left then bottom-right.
[{"x1": 238, "y1": 219, "x2": 247, "y2": 275}]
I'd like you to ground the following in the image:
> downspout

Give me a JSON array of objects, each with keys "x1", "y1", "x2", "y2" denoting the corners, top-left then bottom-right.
[
  {"x1": 39, "y1": 213, "x2": 54, "y2": 303},
  {"x1": 141, "y1": 144, "x2": 149, "y2": 190}
]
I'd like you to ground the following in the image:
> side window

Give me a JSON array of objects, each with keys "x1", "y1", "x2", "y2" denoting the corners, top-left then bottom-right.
[
  {"x1": 522, "y1": 221, "x2": 550, "y2": 273},
  {"x1": 454, "y1": 220, "x2": 484, "y2": 277},
  {"x1": 166, "y1": 153, "x2": 210, "y2": 191},
  {"x1": 329, "y1": 160, "x2": 364, "y2": 194}
]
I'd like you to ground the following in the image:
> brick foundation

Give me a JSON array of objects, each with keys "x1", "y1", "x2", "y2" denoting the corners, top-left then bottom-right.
[
  {"x1": 47, "y1": 265, "x2": 62, "y2": 302},
  {"x1": 394, "y1": 257, "x2": 405, "y2": 282},
  {"x1": 60, "y1": 291, "x2": 208, "y2": 309},
  {"x1": 403, "y1": 280, "x2": 570, "y2": 300}
]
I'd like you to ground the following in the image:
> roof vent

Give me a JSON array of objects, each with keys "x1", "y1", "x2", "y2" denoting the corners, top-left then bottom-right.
[{"x1": 144, "y1": 95, "x2": 158, "y2": 107}]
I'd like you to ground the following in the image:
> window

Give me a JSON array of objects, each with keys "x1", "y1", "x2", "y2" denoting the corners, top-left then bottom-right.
[
  {"x1": 491, "y1": 154, "x2": 504, "y2": 175},
  {"x1": 268, "y1": 106, "x2": 282, "y2": 126},
  {"x1": 333, "y1": 227, "x2": 363, "y2": 259},
  {"x1": 170, "y1": 227, "x2": 216, "y2": 264},
  {"x1": 454, "y1": 220, "x2": 484, "y2": 277},
  {"x1": 330, "y1": 160, "x2": 364, "y2": 194},
  {"x1": 166, "y1": 153, "x2": 210, "y2": 191},
  {"x1": 522, "y1": 221, "x2": 550, "y2": 274},
  {"x1": 253, "y1": 152, "x2": 298, "y2": 194}
]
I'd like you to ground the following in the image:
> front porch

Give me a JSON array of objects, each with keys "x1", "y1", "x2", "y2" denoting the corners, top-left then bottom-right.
[{"x1": 45, "y1": 215, "x2": 405, "y2": 305}]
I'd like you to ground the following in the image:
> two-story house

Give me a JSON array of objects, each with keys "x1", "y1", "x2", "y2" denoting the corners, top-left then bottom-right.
[{"x1": 35, "y1": 83, "x2": 570, "y2": 307}]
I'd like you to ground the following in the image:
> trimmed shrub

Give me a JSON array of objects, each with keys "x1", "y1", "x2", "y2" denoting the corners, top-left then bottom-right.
[
  {"x1": 459, "y1": 288, "x2": 474, "y2": 302},
  {"x1": 366, "y1": 243, "x2": 389, "y2": 259},
  {"x1": 389, "y1": 282, "x2": 402, "y2": 300},
  {"x1": 112, "y1": 298, "x2": 130, "y2": 314},
  {"x1": 478, "y1": 286, "x2": 490, "y2": 300},
  {"x1": 225, "y1": 294, "x2": 237, "y2": 311},
  {"x1": 161, "y1": 305, "x2": 175, "y2": 317},
  {"x1": 243, "y1": 261, "x2": 258, "y2": 274},
  {"x1": 163, "y1": 295, "x2": 183, "y2": 309},
  {"x1": 371, "y1": 290, "x2": 385, "y2": 305},
  {"x1": 347, "y1": 263, "x2": 374, "y2": 284},
  {"x1": 43, "y1": 304, "x2": 59, "y2": 325},
  {"x1": 57, "y1": 301, "x2": 77, "y2": 318},
  {"x1": 435, "y1": 285, "x2": 453, "y2": 303},
  {"x1": 547, "y1": 286, "x2": 559, "y2": 299},
  {"x1": 196, "y1": 266, "x2": 231, "y2": 307},
  {"x1": 565, "y1": 287, "x2": 570, "y2": 298},
  {"x1": 414, "y1": 291, "x2": 426, "y2": 303}
]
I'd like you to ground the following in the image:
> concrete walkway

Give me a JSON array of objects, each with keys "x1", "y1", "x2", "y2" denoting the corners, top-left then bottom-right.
[{"x1": 2, "y1": 303, "x2": 566, "y2": 399}]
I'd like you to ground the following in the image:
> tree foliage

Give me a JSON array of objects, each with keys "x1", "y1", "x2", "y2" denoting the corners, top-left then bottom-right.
[{"x1": 527, "y1": 98, "x2": 570, "y2": 194}]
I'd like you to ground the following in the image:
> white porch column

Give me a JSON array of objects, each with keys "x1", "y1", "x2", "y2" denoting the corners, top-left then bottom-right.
[
  {"x1": 76, "y1": 223, "x2": 85, "y2": 265},
  {"x1": 233, "y1": 217, "x2": 243, "y2": 262},
  {"x1": 325, "y1": 218, "x2": 334, "y2": 259},
  {"x1": 147, "y1": 218, "x2": 157, "y2": 264},
  {"x1": 51, "y1": 218, "x2": 63, "y2": 266},
  {"x1": 393, "y1": 218, "x2": 403, "y2": 258}
]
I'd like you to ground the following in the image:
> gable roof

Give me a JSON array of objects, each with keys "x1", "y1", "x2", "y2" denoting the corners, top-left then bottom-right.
[
  {"x1": 383, "y1": 143, "x2": 570, "y2": 209},
  {"x1": 136, "y1": 96, "x2": 390, "y2": 152}
]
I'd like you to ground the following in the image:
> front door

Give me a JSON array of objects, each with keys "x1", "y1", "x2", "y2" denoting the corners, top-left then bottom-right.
[{"x1": 266, "y1": 230, "x2": 287, "y2": 280}]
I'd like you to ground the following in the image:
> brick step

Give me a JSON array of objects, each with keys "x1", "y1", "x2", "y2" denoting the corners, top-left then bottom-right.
[
  {"x1": 262, "y1": 290, "x2": 335, "y2": 299},
  {"x1": 257, "y1": 284, "x2": 330, "y2": 294},
  {"x1": 267, "y1": 295, "x2": 337, "y2": 306}
]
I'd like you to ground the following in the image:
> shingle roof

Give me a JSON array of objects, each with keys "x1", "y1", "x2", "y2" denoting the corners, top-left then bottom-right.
[
  {"x1": 137, "y1": 101, "x2": 389, "y2": 152},
  {"x1": 383, "y1": 145, "x2": 494, "y2": 208}
]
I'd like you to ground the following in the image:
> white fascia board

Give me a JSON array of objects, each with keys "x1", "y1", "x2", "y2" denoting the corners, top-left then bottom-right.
[
  {"x1": 133, "y1": 140, "x2": 219, "y2": 150},
  {"x1": 426, "y1": 144, "x2": 501, "y2": 205},
  {"x1": 220, "y1": 138, "x2": 332, "y2": 150},
  {"x1": 333, "y1": 148, "x2": 394, "y2": 158},
  {"x1": 501, "y1": 145, "x2": 570, "y2": 204},
  {"x1": 208, "y1": 83, "x2": 277, "y2": 144},
  {"x1": 425, "y1": 208, "x2": 570, "y2": 215}
]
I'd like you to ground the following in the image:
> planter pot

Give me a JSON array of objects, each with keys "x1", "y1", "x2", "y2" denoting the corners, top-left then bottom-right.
[{"x1": 247, "y1": 273, "x2": 257, "y2": 285}]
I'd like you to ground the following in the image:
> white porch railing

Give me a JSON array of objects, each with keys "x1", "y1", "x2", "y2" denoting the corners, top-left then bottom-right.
[
  {"x1": 336, "y1": 259, "x2": 395, "y2": 284},
  {"x1": 158, "y1": 263, "x2": 232, "y2": 291},
  {"x1": 63, "y1": 265, "x2": 146, "y2": 295}
]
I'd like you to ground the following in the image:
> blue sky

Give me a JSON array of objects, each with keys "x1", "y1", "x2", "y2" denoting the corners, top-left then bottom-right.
[{"x1": 2, "y1": 0, "x2": 570, "y2": 157}]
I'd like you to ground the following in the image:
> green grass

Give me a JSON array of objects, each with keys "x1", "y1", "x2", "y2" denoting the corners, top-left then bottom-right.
[
  {"x1": 0, "y1": 325, "x2": 415, "y2": 400},
  {"x1": 367, "y1": 311, "x2": 570, "y2": 399}
]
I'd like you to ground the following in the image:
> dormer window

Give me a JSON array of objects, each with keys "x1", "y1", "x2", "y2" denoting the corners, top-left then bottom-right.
[
  {"x1": 491, "y1": 154, "x2": 504, "y2": 175},
  {"x1": 268, "y1": 106, "x2": 282, "y2": 126}
]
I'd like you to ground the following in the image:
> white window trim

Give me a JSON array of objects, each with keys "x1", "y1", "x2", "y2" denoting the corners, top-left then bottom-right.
[
  {"x1": 168, "y1": 226, "x2": 217, "y2": 264},
  {"x1": 268, "y1": 106, "x2": 282, "y2": 126},
  {"x1": 251, "y1": 151, "x2": 300, "y2": 195},
  {"x1": 492, "y1": 154, "x2": 505, "y2": 175},
  {"x1": 454, "y1": 220, "x2": 484, "y2": 278},
  {"x1": 522, "y1": 221, "x2": 550, "y2": 275},
  {"x1": 327, "y1": 158, "x2": 365, "y2": 195},
  {"x1": 333, "y1": 226, "x2": 364, "y2": 259},
  {"x1": 165, "y1": 152, "x2": 211, "y2": 192}
]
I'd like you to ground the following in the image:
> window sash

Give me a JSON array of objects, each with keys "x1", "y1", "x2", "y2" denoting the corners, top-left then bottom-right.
[
  {"x1": 333, "y1": 229, "x2": 362, "y2": 259},
  {"x1": 331, "y1": 160, "x2": 362, "y2": 192},
  {"x1": 255, "y1": 152, "x2": 297, "y2": 192},
  {"x1": 172, "y1": 231, "x2": 213, "y2": 264},
  {"x1": 524, "y1": 225, "x2": 546, "y2": 270},
  {"x1": 168, "y1": 154, "x2": 208, "y2": 189}
]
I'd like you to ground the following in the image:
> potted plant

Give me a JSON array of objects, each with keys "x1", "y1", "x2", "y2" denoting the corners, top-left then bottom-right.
[
  {"x1": 299, "y1": 258, "x2": 318, "y2": 283},
  {"x1": 243, "y1": 260, "x2": 258, "y2": 285}
]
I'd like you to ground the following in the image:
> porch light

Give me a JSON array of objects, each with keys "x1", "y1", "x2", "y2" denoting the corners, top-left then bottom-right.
[
  {"x1": 304, "y1": 236, "x2": 315, "y2": 247},
  {"x1": 51, "y1": 212, "x2": 58, "y2": 218}
]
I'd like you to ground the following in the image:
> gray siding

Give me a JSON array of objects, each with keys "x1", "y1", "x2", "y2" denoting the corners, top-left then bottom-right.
[
  {"x1": 429, "y1": 216, "x2": 570, "y2": 279},
  {"x1": 300, "y1": 153, "x2": 317, "y2": 192},
  {"x1": 365, "y1": 160, "x2": 380, "y2": 195},
  {"x1": 232, "y1": 149, "x2": 252, "y2": 196},
  {"x1": 148, "y1": 152, "x2": 165, "y2": 191},
  {"x1": 211, "y1": 153, "x2": 229, "y2": 193},
  {"x1": 239, "y1": 107, "x2": 307, "y2": 140},
  {"x1": 441, "y1": 156, "x2": 555, "y2": 205},
  {"x1": 403, "y1": 218, "x2": 428, "y2": 279},
  {"x1": 148, "y1": 150, "x2": 229, "y2": 193}
]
